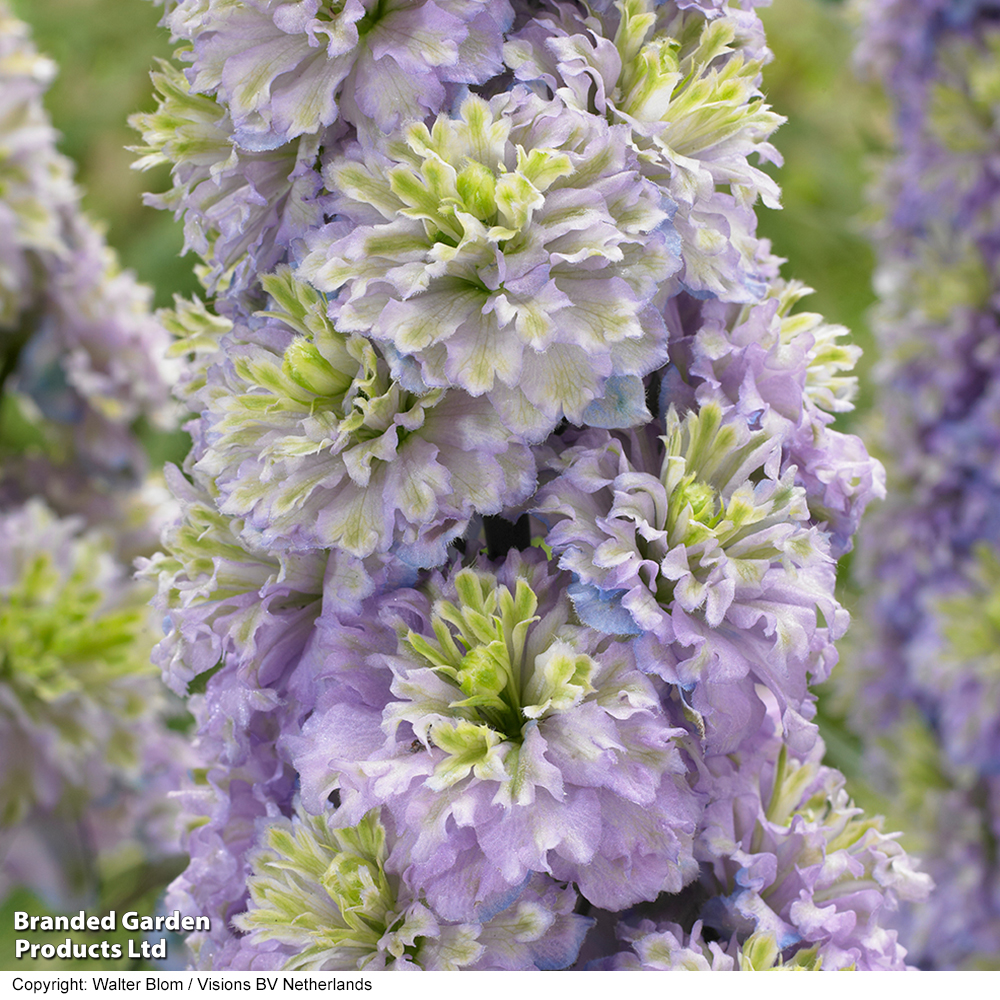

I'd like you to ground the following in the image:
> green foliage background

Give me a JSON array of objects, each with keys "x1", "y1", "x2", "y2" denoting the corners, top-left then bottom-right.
[{"x1": 759, "y1": 0, "x2": 888, "y2": 423}]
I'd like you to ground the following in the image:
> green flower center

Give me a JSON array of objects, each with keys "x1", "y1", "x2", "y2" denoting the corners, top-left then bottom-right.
[
  {"x1": 0, "y1": 522, "x2": 154, "y2": 827},
  {"x1": 224, "y1": 269, "x2": 434, "y2": 453},
  {"x1": 626, "y1": 404, "x2": 810, "y2": 613},
  {"x1": 0, "y1": 550, "x2": 150, "y2": 707},
  {"x1": 937, "y1": 543, "x2": 1000, "y2": 673},
  {"x1": 660, "y1": 404, "x2": 795, "y2": 549},
  {"x1": 612, "y1": 0, "x2": 777, "y2": 156},
  {"x1": 237, "y1": 811, "x2": 431, "y2": 970},
  {"x1": 383, "y1": 97, "x2": 574, "y2": 255},
  {"x1": 404, "y1": 568, "x2": 595, "y2": 763}
]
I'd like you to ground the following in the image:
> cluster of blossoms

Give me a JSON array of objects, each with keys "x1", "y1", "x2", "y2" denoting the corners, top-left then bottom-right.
[
  {"x1": 831, "y1": 0, "x2": 1000, "y2": 969},
  {"x1": 0, "y1": 500, "x2": 187, "y2": 904},
  {"x1": 0, "y1": 6, "x2": 189, "y2": 908},
  {"x1": 0, "y1": 5, "x2": 177, "y2": 506},
  {"x1": 138, "y1": 0, "x2": 928, "y2": 970}
]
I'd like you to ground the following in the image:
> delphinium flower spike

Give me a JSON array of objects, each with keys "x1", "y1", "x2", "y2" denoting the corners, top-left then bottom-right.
[
  {"x1": 0, "y1": 3, "x2": 191, "y2": 909},
  {"x1": 831, "y1": 0, "x2": 1000, "y2": 969},
  {"x1": 139, "y1": 0, "x2": 926, "y2": 970},
  {"x1": 0, "y1": 2, "x2": 177, "y2": 525}
]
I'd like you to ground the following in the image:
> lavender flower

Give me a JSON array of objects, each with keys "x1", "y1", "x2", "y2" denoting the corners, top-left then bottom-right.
[
  {"x1": 660, "y1": 279, "x2": 884, "y2": 556},
  {"x1": 505, "y1": 0, "x2": 784, "y2": 301},
  {"x1": 129, "y1": 61, "x2": 330, "y2": 302},
  {"x1": 299, "y1": 90, "x2": 676, "y2": 438},
  {"x1": 601, "y1": 922, "x2": 828, "y2": 971},
  {"x1": 231, "y1": 808, "x2": 590, "y2": 970},
  {"x1": 598, "y1": 920, "x2": 741, "y2": 970},
  {"x1": 289, "y1": 548, "x2": 700, "y2": 920},
  {"x1": 692, "y1": 724, "x2": 931, "y2": 972},
  {"x1": 139, "y1": 463, "x2": 330, "y2": 696},
  {"x1": 163, "y1": 666, "x2": 305, "y2": 965},
  {"x1": 579, "y1": 694, "x2": 931, "y2": 972},
  {"x1": 190, "y1": 268, "x2": 536, "y2": 563},
  {"x1": 162, "y1": 0, "x2": 513, "y2": 146},
  {"x1": 0, "y1": 499, "x2": 189, "y2": 900},
  {"x1": 535, "y1": 400, "x2": 847, "y2": 750}
]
